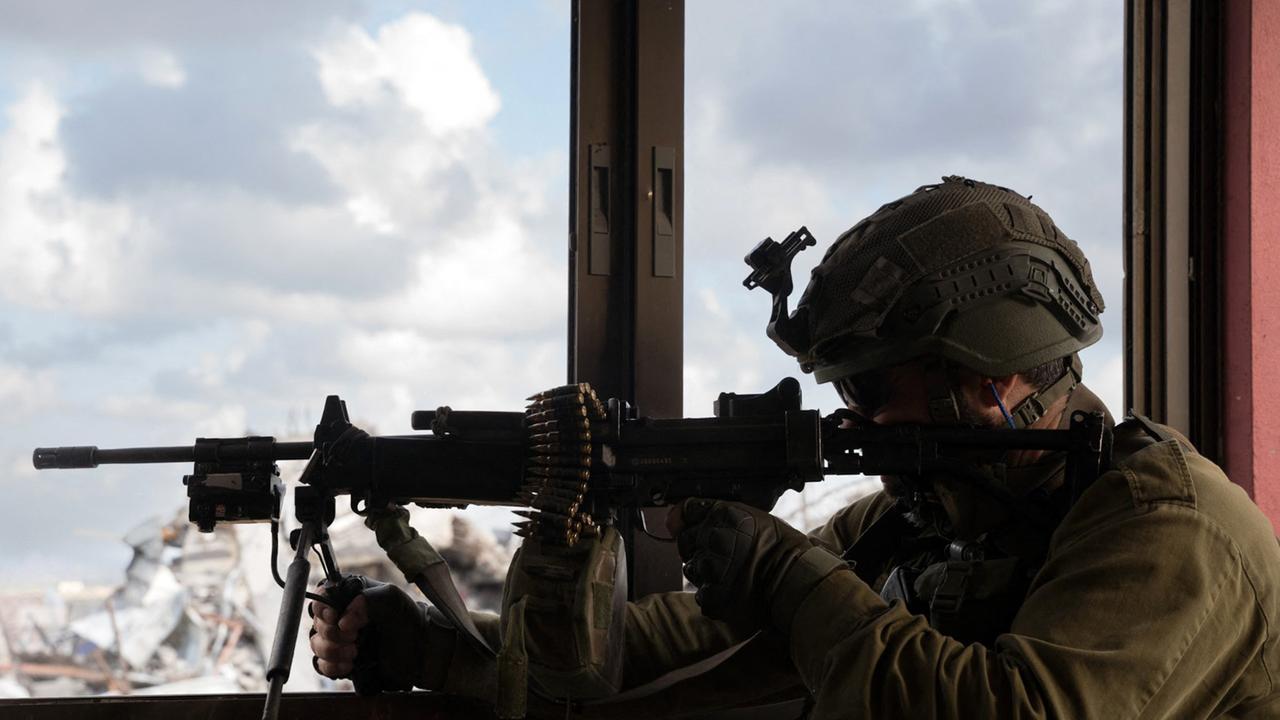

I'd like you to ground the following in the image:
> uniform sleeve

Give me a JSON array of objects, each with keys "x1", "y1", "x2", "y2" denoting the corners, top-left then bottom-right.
[
  {"x1": 444, "y1": 581, "x2": 804, "y2": 716},
  {"x1": 614, "y1": 492, "x2": 895, "y2": 687},
  {"x1": 439, "y1": 610, "x2": 501, "y2": 698},
  {"x1": 806, "y1": 488, "x2": 895, "y2": 552},
  {"x1": 609, "y1": 491, "x2": 892, "y2": 692},
  {"x1": 587, "y1": 493, "x2": 897, "y2": 716},
  {"x1": 785, "y1": 465, "x2": 1267, "y2": 719},
  {"x1": 601, "y1": 590, "x2": 805, "y2": 715}
]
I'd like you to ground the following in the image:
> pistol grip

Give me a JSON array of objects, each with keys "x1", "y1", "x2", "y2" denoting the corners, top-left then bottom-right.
[{"x1": 321, "y1": 574, "x2": 383, "y2": 696}]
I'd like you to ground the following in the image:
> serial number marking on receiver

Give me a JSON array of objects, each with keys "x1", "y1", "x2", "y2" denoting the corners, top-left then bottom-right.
[{"x1": 631, "y1": 457, "x2": 674, "y2": 466}]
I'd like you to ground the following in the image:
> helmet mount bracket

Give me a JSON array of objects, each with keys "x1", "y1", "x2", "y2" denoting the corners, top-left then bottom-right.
[{"x1": 742, "y1": 226, "x2": 817, "y2": 360}]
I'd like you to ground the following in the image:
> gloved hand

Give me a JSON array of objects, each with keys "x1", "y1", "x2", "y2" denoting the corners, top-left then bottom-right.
[
  {"x1": 670, "y1": 499, "x2": 843, "y2": 631},
  {"x1": 309, "y1": 576, "x2": 457, "y2": 693}
]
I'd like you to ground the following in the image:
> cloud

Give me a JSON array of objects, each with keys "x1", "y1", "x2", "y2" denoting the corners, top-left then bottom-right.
[
  {"x1": 683, "y1": 0, "x2": 1124, "y2": 302},
  {"x1": 97, "y1": 392, "x2": 243, "y2": 432},
  {"x1": 313, "y1": 14, "x2": 500, "y2": 136},
  {"x1": 1080, "y1": 346, "x2": 1125, "y2": 420},
  {"x1": 0, "y1": 83, "x2": 144, "y2": 316},
  {"x1": 684, "y1": 95, "x2": 838, "y2": 268},
  {"x1": 285, "y1": 12, "x2": 566, "y2": 338},
  {"x1": 0, "y1": 1, "x2": 359, "y2": 50},
  {"x1": 683, "y1": 288, "x2": 772, "y2": 413},
  {"x1": 5, "y1": 10, "x2": 563, "y2": 331},
  {"x1": 371, "y1": 209, "x2": 565, "y2": 338},
  {"x1": 0, "y1": 362, "x2": 57, "y2": 425},
  {"x1": 136, "y1": 48, "x2": 186, "y2": 88},
  {"x1": 681, "y1": 0, "x2": 1126, "y2": 427},
  {"x1": 0, "y1": 2, "x2": 1130, "y2": 592},
  {"x1": 295, "y1": 13, "x2": 508, "y2": 241},
  {"x1": 0, "y1": 7, "x2": 574, "y2": 588},
  {"x1": 689, "y1": 1, "x2": 1121, "y2": 177},
  {"x1": 335, "y1": 328, "x2": 563, "y2": 426},
  {"x1": 61, "y1": 52, "x2": 337, "y2": 202},
  {"x1": 128, "y1": 186, "x2": 415, "y2": 301}
]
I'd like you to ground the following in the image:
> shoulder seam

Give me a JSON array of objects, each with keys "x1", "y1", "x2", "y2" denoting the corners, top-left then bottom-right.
[{"x1": 1117, "y1": 440, "x2": 1196, "y2": 509}]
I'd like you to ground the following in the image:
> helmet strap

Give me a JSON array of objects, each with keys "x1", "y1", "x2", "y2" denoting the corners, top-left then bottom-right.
[
  {"x1": 1007, "y1": 354, "x2": 1082, "y2": 429},
  {"x1": 923, "y1": 357, "x2": 964, "y2": 425}
]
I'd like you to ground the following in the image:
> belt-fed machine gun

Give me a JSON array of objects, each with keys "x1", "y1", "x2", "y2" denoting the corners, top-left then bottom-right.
[
  {"x1": 33, "y1": 377, "x2": 1112, "y2": 719},
  {"x1": 33, "y1": 223, "x2": 1114, "y2": 717}
]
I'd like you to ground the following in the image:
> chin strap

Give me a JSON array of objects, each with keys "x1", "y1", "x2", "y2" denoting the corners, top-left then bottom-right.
[
  {"x1": 1007, "y1": 354, "x2": 1082, "y2": 429},
  {"x1": 923, "y1": 357, "x2": 964, "y2": 425},
  {"x1": 925, "y1": 354, "x2": 1081, "y2": 429}
]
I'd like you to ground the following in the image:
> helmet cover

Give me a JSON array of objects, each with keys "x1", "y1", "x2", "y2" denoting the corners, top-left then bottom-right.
[{"x1": 785, "y1": 176, "x2": 1105, "y2": 383}]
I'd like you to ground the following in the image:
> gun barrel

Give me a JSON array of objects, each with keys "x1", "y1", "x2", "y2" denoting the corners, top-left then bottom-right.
[{"x1": 33, "y1": 441, "x2": 314, "y2": 470}]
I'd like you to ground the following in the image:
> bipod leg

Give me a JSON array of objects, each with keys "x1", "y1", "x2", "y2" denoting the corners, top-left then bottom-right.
[
  {"x1": 317, "y1": 532, "x2": 342, "y2": 582},
  {"x1": 261, "y1": 520, "x2": 320, "y2": 720}
]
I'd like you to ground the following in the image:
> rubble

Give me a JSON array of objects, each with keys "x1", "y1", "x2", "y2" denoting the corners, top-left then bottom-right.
[{"x1": 0, "y1": 501, "x2": 514, "y2": 697}]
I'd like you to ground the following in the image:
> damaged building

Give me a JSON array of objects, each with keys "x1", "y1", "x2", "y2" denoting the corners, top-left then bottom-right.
[{"x1": 0, "y1": 504, "x2": 512, "y2": 698}]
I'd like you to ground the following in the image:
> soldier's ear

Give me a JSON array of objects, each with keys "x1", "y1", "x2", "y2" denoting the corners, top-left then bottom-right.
[{"x1": 978, "y1": 375, "x2": 1020, "y2": 408}]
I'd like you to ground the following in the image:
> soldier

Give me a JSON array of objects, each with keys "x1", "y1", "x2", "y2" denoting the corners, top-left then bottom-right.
[{"x1": 311, "y1": 177, "x2": 1280, "y2": 718}]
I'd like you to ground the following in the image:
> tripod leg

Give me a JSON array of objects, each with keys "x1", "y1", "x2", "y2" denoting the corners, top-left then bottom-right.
[{"x1": 261, "y1": 521, "x2": 317, "y2": 720}]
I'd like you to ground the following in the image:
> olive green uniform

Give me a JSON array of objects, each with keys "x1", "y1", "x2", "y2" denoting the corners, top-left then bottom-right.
[
  {"x1": 501, "y1": 177, "x2": 1280, "y2": 716},
  {"x1": 472, "y1": 384, "x2": 1280, "y2": 719}
]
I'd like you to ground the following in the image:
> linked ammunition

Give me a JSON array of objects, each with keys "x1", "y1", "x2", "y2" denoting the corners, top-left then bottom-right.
[
  {"x1": 526, "y1": 406, "x2": 588, "y2": 424},
  {"x1": 530, "y1": 443, "x2": 592, "y2": 455},
  {"x1": 527, "y1": 394, "x2": 586, "y2": 411},
  {"x1": 527, "y1": 466, "x2": 591, "y2": 481},
  {"x1": 525, "y1": 383, "x2": 593, "y2": 402},
  {"x1": 528, "y1": 454, "x2": 592, "y2": 469},
  {"x1": 527, "y1": 418, "x2": 591, "y2": 434},
  {"x1": 530, "y1": 439, "x2": 584, "y2": 453},
  {"x1": 529, "y1": 429, "x2": 592, "y2": 443},
  {"x1": 517, "y1": 487, "x2": 584, "y2": 503}
]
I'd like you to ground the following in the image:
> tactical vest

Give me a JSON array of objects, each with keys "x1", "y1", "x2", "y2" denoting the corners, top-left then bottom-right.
[{"x1": 841, "y1": 415, "x2": 1179, "y2": 646}]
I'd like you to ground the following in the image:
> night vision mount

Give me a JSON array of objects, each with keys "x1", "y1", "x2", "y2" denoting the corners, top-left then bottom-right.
[{"x1": 743, "y1": 226, "x2": 817, "y2": 361}]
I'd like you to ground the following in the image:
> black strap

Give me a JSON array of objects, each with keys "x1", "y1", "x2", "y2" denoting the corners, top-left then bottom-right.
[
  {"x1": 1008, "y1": 354, "x2": 1082, "y2": 428},
  {"x1": 1125, "y1": 413, "x2": 1187, "y2": 446},
  {"x1": 923, "y1": 357, "x2": 963, "y2": 425},
  {"x1": 841, "y1": 507, "x2": 914, "y2": 585}
]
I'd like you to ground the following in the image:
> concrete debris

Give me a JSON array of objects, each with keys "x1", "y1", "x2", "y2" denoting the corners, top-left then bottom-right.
[
  {"x1": 0, "y1": 500, "x2": 513, "y2": 698},
  {"x1": 69, "y1": 565, "x2": 188, "y2": 670},
  {"x1": 0, "y1": 677, "x2": 29, "y2": 698}
]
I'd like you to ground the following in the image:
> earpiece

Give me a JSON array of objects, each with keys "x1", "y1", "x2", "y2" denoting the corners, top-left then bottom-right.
[{"x1": 988, "y1": 382, "x2": 1017, "y2": 429}]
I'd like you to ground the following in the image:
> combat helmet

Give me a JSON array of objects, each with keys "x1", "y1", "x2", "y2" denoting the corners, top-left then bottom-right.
[{"x1": 761, "y1": 176, "x2": 1105, "y2": 426}]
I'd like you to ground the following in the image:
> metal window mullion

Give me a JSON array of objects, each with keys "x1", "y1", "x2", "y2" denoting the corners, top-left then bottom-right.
[{"x1": 569, "y1": 0, "x2": 684, "y2": 597}]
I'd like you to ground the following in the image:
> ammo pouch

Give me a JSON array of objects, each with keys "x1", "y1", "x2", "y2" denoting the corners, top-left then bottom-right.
[
  {"x1": 497, "y1": 527, "x2": 628, "y2": 717},
  {"x1": 907, "y1": 555, "x2": 1027, "y2": 646}
]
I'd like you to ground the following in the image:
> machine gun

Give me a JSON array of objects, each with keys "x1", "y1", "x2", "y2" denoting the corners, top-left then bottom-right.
[{"x1": 32, "y1": 377, "x2": 1112, "y2": 718}]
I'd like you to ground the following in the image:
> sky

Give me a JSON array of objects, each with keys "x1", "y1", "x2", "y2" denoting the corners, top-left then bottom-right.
[{"x1": 0, "y1": 0, "x2": 1124, "y2": 588}]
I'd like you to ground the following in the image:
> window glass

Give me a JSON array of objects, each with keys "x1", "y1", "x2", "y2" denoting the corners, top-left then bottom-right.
[
  {"x1": 685, "y1": 0, "x2": 1124, "y2": 527},
  {"x1": 0, "y1": 1, "x2": 566, "y2": 696}
]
